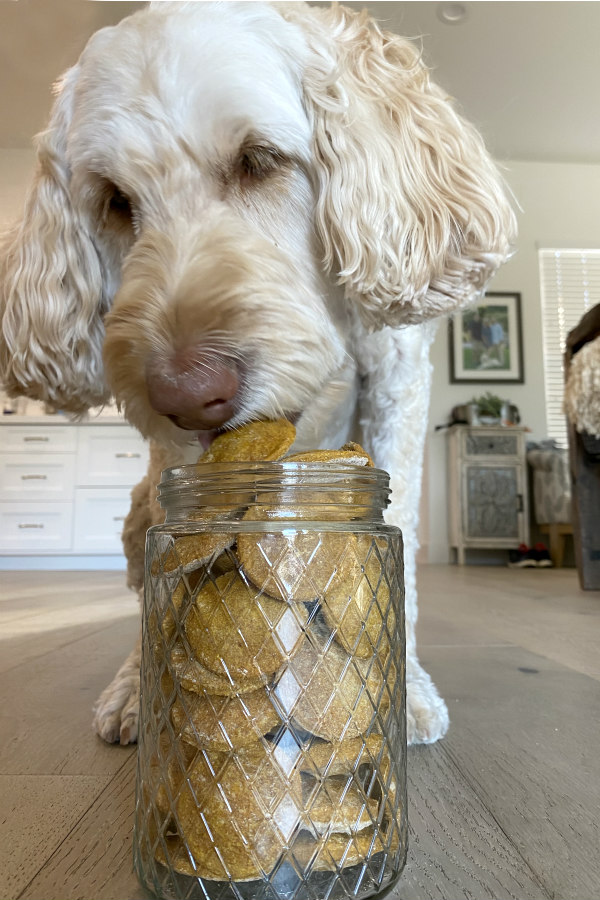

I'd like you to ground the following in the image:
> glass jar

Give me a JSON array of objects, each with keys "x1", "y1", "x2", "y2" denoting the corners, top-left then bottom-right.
[{"x1": 134, "y1": 461, "x2": 407, "y2": 900}]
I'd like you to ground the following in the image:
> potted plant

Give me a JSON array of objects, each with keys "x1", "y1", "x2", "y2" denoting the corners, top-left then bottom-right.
[{"x1": 472, "y1": 391, "x2": 503, "y2": 424}]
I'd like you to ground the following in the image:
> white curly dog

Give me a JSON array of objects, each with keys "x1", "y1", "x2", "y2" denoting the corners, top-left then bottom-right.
[{"x1": 0, "y1": 2, "x2": 515, "y2": 747}]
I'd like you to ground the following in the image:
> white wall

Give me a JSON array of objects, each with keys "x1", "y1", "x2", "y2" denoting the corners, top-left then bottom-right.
[
  {"x1": 0, "y1": 148, "x2": 34, "y2": 225},
  {"x1": 424, "y1": 160, "x2": 600, "y2": 563}
]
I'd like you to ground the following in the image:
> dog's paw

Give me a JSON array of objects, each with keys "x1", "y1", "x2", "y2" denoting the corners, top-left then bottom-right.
[
  {"x1": 93, "y1": 644, "x2": 141, "y2": 745},
  {"x1": 406, "y1": 663, "x2": 449, "y2": 745}
]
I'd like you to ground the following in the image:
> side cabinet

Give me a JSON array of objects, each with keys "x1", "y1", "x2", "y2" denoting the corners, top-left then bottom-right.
[{"x1": 447, "y1": 426, "x2": 530, "y2": 564}]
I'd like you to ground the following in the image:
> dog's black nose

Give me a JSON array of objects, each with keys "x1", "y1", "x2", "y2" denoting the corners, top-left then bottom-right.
[{"x1": 146, "y1": 349, "x2": 239, "y2": 430}]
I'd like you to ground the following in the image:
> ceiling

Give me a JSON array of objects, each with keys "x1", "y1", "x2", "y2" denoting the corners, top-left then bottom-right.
[{"x1": 0, "y1": 1, "x2": 598, "y2": 164}]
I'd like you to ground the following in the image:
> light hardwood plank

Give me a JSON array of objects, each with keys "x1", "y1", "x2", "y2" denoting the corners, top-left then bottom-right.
[
  {"x1": 0, "y1": 616, "x2": 138, "y2": 776},
  {"x1": 18, "y1": 756, "x2": 144, "y2": 900},
  {"x1": 0, "y1": 774, "x2": 110, "y2": 899},
  {"x1": 396, "y1": 745, "x2": 548, "y2": 900},
  {"x1": 417, "y1": 566, "x2": 600, "y2": 679},
  {"x1": 426, "y1": 644, "x2": 600, "y2": 900}
]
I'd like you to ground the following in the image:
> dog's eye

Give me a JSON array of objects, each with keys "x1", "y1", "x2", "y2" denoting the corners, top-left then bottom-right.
[
  {"x1": 108, "y1": 187, "x2": 133, "y2": 217},
  {"x1": 238, "y1": 145, "x2": 283, "y2": 185}
]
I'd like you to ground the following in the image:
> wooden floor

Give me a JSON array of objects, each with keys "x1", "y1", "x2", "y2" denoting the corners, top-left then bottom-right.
[{"x1": 1, "y1": 565, "x2": 598, "y2": 900}]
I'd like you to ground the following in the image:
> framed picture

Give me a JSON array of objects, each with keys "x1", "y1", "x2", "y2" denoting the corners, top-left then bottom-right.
[{"x1": 449, "y1": 291, "x2": 524, "y2": 383}]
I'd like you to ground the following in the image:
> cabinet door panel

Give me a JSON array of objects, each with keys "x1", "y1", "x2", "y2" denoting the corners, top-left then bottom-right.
[{"x1": 463, "y1": 465, "x2": 520, "y2": 539}]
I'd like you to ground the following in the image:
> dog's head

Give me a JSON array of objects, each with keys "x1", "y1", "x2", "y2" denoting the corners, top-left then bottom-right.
[{"x1": 0, "y1": 1, "x2": 515, "y2": 447}]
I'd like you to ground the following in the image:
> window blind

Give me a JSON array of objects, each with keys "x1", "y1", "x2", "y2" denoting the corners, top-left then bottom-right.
[{"x1": 538, "y1": 248, "x2": 600, "y2": 447}]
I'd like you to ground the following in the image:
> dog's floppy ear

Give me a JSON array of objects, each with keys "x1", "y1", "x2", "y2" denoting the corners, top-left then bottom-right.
[
  {"x1": 0, "y1": 65, "x2": 109, "y2": 414},
  {"x1": 288, "y1": 4, "x2": 516, "y2": 329}
]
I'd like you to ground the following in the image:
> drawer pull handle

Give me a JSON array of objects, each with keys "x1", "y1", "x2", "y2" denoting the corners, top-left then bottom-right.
[
  {"x1": 18, "y1": 523, "x2": 44, "y2": 529},
  {"x1": 113, "y1": 516, "x2": 126, "y2": 522},
  {"x1": 21, "y1": 474, "x2": 48, "y2": 480},
  {"x1": 115, "y1": 452, "x2": 141, "y2": 458},
  {"x1": 24, "y1": 436, "x2": 49, "y2": 442}
]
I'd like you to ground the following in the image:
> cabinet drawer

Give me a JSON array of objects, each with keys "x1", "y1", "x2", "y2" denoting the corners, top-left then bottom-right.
[
  {"x1": 0, "y1": 502, "x2": 73, "y2": 551},
  {"x1": 0, "y1": 425, "x2": 77, "y2": 453},
  {"x1": 463, "y1": 431, "x2": 520, "y2": 458},
  {"x1": 0, "y1": 453, "x2": 75, "y2": 501},
  {"x1": 73, "y1": 488, "x2": 133, "y2": 553},
  {"x1": 76, "y1": 426, "x2": 148, "y2": 486}
]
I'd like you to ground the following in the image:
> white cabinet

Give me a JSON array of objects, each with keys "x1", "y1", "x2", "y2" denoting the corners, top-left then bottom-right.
[
  {"x1": 76, "y1": 427, "x2": 147, "y2": 486},
  {"x1": 447, "y1": 425, "x2": 530, "y2": 564},
  {"x1": 0, "y1": 453, "x2": 76, "y2": 501},
  {"x1": 0, "y1": 419, "x2": 149, "y2": 565},
  {"x1": 73, "y1": 488, "x2": 133, "y2": 553},
  {"x1": 0, "y1": 501, "x2": 74, "y2": 552}
]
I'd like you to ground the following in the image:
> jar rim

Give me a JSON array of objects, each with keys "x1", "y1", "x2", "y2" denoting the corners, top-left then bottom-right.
[{"x1": 156, "y1": 461, "x2": 393, "y2": 520}]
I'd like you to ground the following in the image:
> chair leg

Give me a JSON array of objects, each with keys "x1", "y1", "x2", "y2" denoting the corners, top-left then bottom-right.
[{"x1": 540, "y1": 523, "x2": 567, "y2": 567}]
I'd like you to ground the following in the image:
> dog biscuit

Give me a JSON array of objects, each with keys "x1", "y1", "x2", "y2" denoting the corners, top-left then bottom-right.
[
  {"x1": 171, "y1": 686, "x2": 280, "y2": 750},
  {"x1": 238, "y1": 513, "x2": 351, "y2": 601},
  {"x1": 321, "y1": 534, "x2": 393, "y2": 658},
  {"x1": 177, "y1": 741, "x2": 303, "y2": 880},
  {"x1": 198, "y1": 418, "x2": 296, "y2": 463},
  {"x1": 169, "y1": 640, "x2": 265, "y2": 696},
  {"x1": 303, "y1": 776, "x2": 379, "y2": 835},
  {"x1": 274, "y1": 635, "x2": 384, "y2": 741},
  {"x1": 185, "y1": 571, "x2": 307, "y2": 679},
  {"x1": 152, "y1": 531, "x2": 234, "y2": 576},
  {"x1": 300, "y1": 734, "x2": 386, "y2": 778},
  {"x1": 284, "y1": 446, "x2": 372, "y2": 466}
]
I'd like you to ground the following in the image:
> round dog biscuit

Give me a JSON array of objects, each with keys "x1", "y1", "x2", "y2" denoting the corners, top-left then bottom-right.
[
  {"x1": 284, "y1": 448, "x2": 370, "y2": 466},
  {"x1": 171, "y1": 686, "x2": 280, "y2": 750},
  {"x1": 274, "y1": 636, "x2": 383, "y2": 741},
  {"x1": 177, "y1": 742, "x2": 303, "y2": 880},
  {"x1": 339, "y1": 442, "x2": 375, "y2": 466},
  {"x1": 198, "y1": 419, "x2": 296, "y2": 464},
  {"x1": 169, "y1": 641, "x2": 265, "y2": 696},
  {"x1": 322, "y1": 534, "x2": 393, "y2": 658},
  {"x1": 304, "y1": 777, "x2": 379, "y2": 835},
  {"x1": 152, "y1": 531, "x2": 234, "y2": 576},
  {"x1": 301, "y1": 734, "x2": 385, "y2": 777},
  {"x1": 292, "y1": 829, "x2": 391, "y2": 872},
  {"x1": 185, "y1": 571, "x2": 307, "y2": 679},
  {"x1": 238, "y1": 514, "x2": 351, "y2": 602}
]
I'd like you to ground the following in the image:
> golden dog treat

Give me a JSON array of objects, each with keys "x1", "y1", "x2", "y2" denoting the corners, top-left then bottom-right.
[
  {"x1": 303, "y1": 776, "x2": 379, "y2": 835},
  {"x1": 152, "y1": 531, "x2": 234, "y2": 576},
  {"x1": 293, "y1": 828, "x2": 394, "y2": 872},
  {"x1": 155, "y1": 838, "x2": 205, "y2": 878},
  {"x1": 185, "y1": 571, "x2": 307, "y2": 679},
  {"x1": 171, "y1": 686, "x2": 280, "y2": 750},
  {"x1": 199, "y1": 418, "x2": 296, "y2": 464},
  {"x1": 321, "y1": 534, "x2": 393, "y2": 658},
  {"x1": 169, "y1": 641, "x2": 264, "y2": 697},
  {"x1": 301, "y1": 734, "x2": 385, "y2": 777},
  {"x1": 149, "y1": 572, "x2": 203, "y2": 662},
  {"x1": 275, "y1": 636, "x2": 383, "y2": 741},
  {"x1": 284, "y1": 447, "x2": 371, "y2": 466},
  {"x1": 238, "y1": 514, "x2": 350, "y2": 602},
  {"x1": 340, "y1": 442, "x2": 375, "y2": 466},
  {"x1": 177, "y1": 742, "x2": 303, "y2": 881}
]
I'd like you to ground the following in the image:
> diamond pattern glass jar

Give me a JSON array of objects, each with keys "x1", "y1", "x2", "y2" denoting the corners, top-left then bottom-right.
[{"x1": 134, "y1": 461, "x2": 407, "y2": 900}]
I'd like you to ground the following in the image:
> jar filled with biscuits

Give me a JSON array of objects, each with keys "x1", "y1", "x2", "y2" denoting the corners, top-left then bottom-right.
[{"x1": 134, "y1": 422, "x2": 407, "y2": 900}]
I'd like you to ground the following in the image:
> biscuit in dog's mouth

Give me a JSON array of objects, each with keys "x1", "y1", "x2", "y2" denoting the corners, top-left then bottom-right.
[{"x1": 195, "y1": 413, "x2": 302, "y2": 453}]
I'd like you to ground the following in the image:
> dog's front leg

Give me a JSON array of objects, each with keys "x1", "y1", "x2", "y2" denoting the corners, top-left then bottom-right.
[
  {"x1": 93, "y1": 626, "x2": 142, "y2": 745},
  {"x1": 353, "y1": 319, "x2": 449, "y2": 745},
  {"x1": 93, "y1": 442, "x2": 171, "y2": 745}
]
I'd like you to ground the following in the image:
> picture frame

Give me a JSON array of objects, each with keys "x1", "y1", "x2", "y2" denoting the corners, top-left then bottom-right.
[{"x1": 448, "y1": 291, "x2": 524, "y2": 383}]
